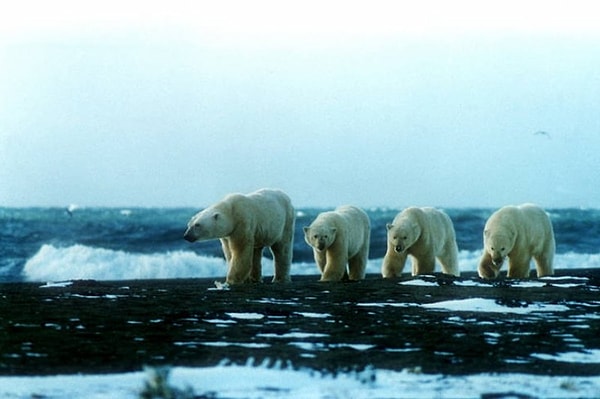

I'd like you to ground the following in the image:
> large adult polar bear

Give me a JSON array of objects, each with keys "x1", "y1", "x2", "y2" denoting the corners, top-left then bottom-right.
[
  {"x1": 478, "y1": 203, "x2": 555, "y2": 279},
  {"x1": 183, "y1": 189, "x2": 295, "y2": 284},
  {"x1": 382, "y1": 207, "x2": 460, "y2": 277},
  {"x1": 303, "y1": 206, "x2": 370, "y2": 281}
]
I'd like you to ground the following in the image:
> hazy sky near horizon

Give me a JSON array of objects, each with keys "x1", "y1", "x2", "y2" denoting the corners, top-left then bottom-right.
[{"x1": 2, "y1": 1, "x2": 600, "y2": 208}]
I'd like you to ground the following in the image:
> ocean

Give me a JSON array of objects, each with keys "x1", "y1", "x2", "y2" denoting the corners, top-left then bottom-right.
[
  {"x1": 2, "y1": 206, "x2": 600, "y2": 398},
  {"x1": 1, "y1": 206, "x2": 600, "y2": 282}
]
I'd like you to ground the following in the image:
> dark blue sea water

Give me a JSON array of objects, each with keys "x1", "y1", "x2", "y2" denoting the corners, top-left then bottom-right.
[{"x1": 1, "y1": 207, "x2": 599, "y2": 282}]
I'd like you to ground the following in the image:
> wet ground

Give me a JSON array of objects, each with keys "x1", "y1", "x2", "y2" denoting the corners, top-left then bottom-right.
[{"x1": 1, "y1": 270, "x2": 599, "y2": 377}]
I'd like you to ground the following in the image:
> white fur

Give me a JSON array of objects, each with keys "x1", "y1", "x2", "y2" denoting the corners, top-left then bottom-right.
[
  {"x1": 184, "y1": 189, "x2": 295, "y2": 284},
  {"x1": 382, "y1": 207, "x2": 460, "y2": 277}
]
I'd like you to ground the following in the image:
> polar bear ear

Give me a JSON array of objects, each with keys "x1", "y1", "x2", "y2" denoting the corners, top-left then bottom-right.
[
  {"x1": 484, "y1": 229, "x2": 490, "y2": 237},
  {"x1": 386, "y1": 223, "x2": 393, "y2": 230},
  {"x1": 213, "y1": 213, "x2": 219, "y2": 220},
  {"x1": 330, "y1": 228, "x2": 337, "y2": 234},
  {"x1": 303, "y1": 226, "x2": 310, "y2": 234}
]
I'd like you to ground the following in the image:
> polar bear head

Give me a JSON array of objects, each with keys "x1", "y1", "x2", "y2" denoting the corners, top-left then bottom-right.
[
  {"x1": 483, "y1": 230, "x2": 515, "y2": 267},
  {"x1": 184, "y1": 204, "x2": 235, "y2": 242},
  {"x1": 303, "y1": 224, "x2": 337, "y2": 252},
  {"x1": 386, "y1": 219, "x2": 421, "y2": 253}
]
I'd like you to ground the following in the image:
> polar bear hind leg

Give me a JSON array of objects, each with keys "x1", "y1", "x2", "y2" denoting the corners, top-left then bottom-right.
[
  {"x1": 533, "y1": 252, "x2": 554, "y2": 277},
  {"x1": 535, "y1": 236, "x2": 555, "y2": 277}
]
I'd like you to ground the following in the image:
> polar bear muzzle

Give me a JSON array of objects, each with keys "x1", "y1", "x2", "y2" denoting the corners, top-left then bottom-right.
[
  {"x1": 492, "y1": 256, "x2": 504, "y2": 267},
  {"x1": 183, "y1": 227, "x2": 196, "y2": 242}
]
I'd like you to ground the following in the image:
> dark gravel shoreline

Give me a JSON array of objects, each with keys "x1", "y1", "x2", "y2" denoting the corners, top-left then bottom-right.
[{"x1": 1, "y1": 269, "x2": 599, "y2": 376}]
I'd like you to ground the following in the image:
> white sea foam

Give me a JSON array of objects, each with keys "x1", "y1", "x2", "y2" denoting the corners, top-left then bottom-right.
[
  {"x1": 396, "y1": 250, "x2": 600, "y2": 275},
  {"x1": 0, "y1": 365, "x2": 599, "y2": 399},
  {"x1": 21, "y1": 244, "x2": 600, "y2": 282},
  {"x1": 21, "y1": 244, "x2": 383, "y2": 282},
  {"x1": 23, "y1": 244, "x2": 228, "y2": 281},
  {"x1": 39, "y1": 281, "x2": 74, "y2": 288}
]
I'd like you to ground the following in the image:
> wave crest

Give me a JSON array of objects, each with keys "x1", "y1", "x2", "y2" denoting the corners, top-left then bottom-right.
[
  {"x1": 21, "y1": 244, "x2": 600, "y2": 282},
  {"x1": 23, "y1": 244, "x2": 227, "y2": 282}
]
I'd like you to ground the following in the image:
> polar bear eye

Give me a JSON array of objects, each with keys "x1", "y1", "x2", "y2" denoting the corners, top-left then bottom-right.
[{"x1": 402, "y1": 236, "x2": 407, "y2": 240}]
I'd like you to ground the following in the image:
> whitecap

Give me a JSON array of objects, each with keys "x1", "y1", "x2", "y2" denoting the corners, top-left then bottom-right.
[
  {"x1": 39, "y1": 281, "x2": 74, "y2": 288},
  {"x1": 23, "y1": 244, "x2": 227, "y2": 281}
]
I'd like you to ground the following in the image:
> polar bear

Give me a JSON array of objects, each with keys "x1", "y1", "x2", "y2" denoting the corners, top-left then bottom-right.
[
  {"x1": 183, "y1": 188, "x2": 295, "y2": 284},
  {"x1": 303, "y1": 206, "x2": 370, "y2": 281},
  {"x1": 478, "y1": 203, "x2": 555, "y2": 279},
  {"x1": 381, "y1": 207, "x2": 460, "y2": 277}
]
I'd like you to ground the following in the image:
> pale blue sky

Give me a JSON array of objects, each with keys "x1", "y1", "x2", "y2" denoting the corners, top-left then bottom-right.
[{"x1": 1, "y1": 1, "x2": 600, "y2": 208}]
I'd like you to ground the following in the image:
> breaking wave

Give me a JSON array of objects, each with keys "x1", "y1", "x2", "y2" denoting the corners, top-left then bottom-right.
[{"x1": 21, "y1": 244, "x2": 600, "y2": 282}]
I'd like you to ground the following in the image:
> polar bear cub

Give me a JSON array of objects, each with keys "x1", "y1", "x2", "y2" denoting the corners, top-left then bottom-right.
[
  {"x1": 478, "y1": 203, "x2": 555, "y2": 279},
  {"x1": 303, "y1": 205, "x2": 370, "y2": 281},
  {"x1": 382, "y1": 207, "x2": 460, "y2": 277},
  {"x1": 184, "y1": 188, "x2": 295, "y2": 284}
]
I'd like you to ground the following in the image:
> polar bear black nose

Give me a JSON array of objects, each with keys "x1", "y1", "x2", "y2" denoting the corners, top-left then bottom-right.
[
  {"x1": 183, "y1": 229, "x2": 195, "y2": 242},
  {"x1": 492, "y1": 257, "x2": 504, "y2": 266},
  {"x1": 395, "y1": 245, "x2": 403, "y2": 253}
]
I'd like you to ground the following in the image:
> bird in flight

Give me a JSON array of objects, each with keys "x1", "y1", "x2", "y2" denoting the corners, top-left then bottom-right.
[{"x1": 534, "y1": 131, "x2": 551, "y2": 139}]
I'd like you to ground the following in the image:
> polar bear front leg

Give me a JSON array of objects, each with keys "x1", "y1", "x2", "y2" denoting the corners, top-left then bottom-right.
[
  {"x1": 506, "y1": 255, "x2": 532, "y2": 279},
  {"x1": 249, "y1": 247, "x2": 263, "y2": 283},
  {"x1": 220, "y1": 239, "x2": 233, "y2": 263},
  {"x1": 478, "y1": 251, "x2": 501, "y2": 279},
  {"x1": 411, "y1": 255, "x2": 435, "y2": 275},
  {"x1": 226, "y1": 246, "x2": 254, "y2": 284},
  {"x1": 348, "y1": 253, "x2": 367, "y2": 280},
  {"x1": 534, "y1": 251, "x2": 554, "y2": 278},
  {"x1": 320, "y1": 252, "x2": 347, "y2": 281},
  {"x1": 313, "y1": 250, "x2": 327, "y2": 274},
  {"x1": 381, "y1": 251, "x2": 407, "y2": 278}
]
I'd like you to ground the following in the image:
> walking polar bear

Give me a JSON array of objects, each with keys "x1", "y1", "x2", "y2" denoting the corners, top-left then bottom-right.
[
  {"x1": 183, "y1": 189, "x2": 295, "y2": 284},
  {"x1": 478, "y1": 203, "x2": 555, "y2": 279},
  {"x1": 303, "y1": 206, "x2": 370, "y2": 281},
  {"x1": 382, "y1": 207, "x2": 460, "y2": 277}
]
